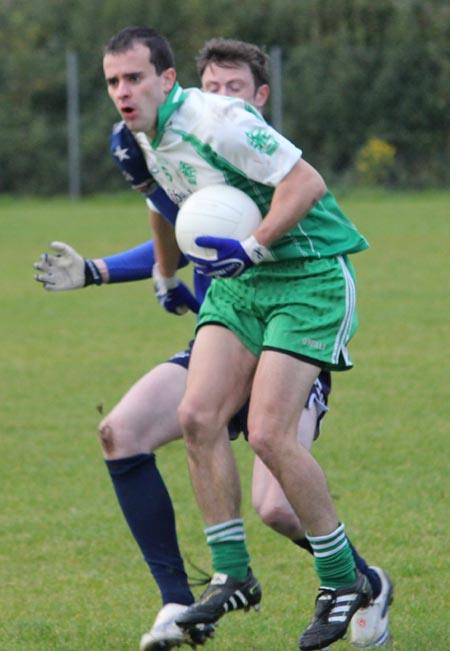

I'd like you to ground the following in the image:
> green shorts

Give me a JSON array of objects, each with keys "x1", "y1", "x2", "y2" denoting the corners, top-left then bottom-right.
[{"x1": 196, "y1": 256, "x2": 358, "y2": 371}]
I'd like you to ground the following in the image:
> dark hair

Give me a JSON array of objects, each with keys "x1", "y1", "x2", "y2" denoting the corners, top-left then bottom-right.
[
  {"x1": 104, "y1": 26, "x2": 175, "y2": 74},
  {"x1": 196, "y1": 38, "x2": 270, "y2": 89}
]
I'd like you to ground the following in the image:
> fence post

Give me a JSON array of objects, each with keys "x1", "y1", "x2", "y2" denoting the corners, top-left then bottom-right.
[
  {"x1": 66, "y1": 49, "x2": 81, "y2": 199},
  {"x1": 270, "y1": 46, "x2": 283, "y2": 132}
]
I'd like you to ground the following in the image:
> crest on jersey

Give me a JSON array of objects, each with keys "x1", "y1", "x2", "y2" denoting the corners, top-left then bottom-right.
[
  {"x1": 245, "y1": 128, "x2": 280, "y2": 155},
  {"x1": 179, "y1": 161, "x2": 197, "y2": 186}
]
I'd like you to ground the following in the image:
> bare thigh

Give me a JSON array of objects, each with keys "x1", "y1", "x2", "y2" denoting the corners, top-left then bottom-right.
[
  {"x1": 99, "y1": 362, "x2": 188, "y2": 459},
  {"x1": 181, "y1": 325, "x2": 257, "y2": 436}
]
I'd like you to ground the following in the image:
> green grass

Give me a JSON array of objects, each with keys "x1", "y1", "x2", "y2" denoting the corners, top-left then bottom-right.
[{"x1": 1, "y1": 190, "x2": 449, "y2": 650}]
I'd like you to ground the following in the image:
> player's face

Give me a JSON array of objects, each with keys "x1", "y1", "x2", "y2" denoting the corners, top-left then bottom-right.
[
  {"x1": 103, "y1": 42, "x2": 175, "y2": 137},
  {"x1": 201, "y1": 62, "x2": 269, "y2": 111}
]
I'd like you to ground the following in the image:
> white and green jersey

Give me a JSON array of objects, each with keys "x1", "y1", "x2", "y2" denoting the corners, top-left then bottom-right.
[{"x1": 134, "y1": 83, "x2": 368, "y2": 260}]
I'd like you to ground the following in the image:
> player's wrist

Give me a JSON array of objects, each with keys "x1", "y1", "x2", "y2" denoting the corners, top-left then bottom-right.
[
  {"x1": 92, "y1": 258, "x2": 110, "y2": 284},
  {"x1": 84, "y1": 259, "x2": 103, "y2": 286},
  {"x1": 152, "y1": 263, "x2": 179, "y2": 290},
  {"x1": 241, "y1": 235, "x2": 274, "y2": 265}
]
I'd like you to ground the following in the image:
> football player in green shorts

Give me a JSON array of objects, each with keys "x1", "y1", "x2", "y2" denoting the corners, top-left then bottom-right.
[{"x1": 102, "y1": 26, "x2": 391, "y2": 650}]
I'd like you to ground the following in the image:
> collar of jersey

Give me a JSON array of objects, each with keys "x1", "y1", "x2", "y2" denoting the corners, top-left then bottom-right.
[{"x1": 152, "y1": 82, "x2": 186, "y2": 148}]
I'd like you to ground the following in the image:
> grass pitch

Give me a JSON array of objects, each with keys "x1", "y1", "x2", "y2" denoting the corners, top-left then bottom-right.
[{"x1": 1, "y1": 190, "x2": 448, "y2": 650}]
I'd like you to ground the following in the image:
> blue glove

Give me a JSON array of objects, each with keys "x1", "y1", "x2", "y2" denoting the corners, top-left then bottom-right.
[
  {"x1": 153, "y1": 264, "x2": 199, "y2": 315},
  {"x1": 187, "y1": 235, "x2": 273, "y2": 278}
]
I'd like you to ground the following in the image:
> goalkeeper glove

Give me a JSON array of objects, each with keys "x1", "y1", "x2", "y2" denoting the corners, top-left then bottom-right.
[{"x1": 34, "y1": 241, "x2": 102, "y2": 291}]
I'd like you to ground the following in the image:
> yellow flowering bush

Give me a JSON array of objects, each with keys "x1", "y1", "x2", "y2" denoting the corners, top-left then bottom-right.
[{"x1": 356, "y1": 138, "x2": 396, "y2": 184}]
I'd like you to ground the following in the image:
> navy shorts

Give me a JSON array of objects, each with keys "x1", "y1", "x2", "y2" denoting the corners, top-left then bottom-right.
[{"x1": 168, "y1": 343, "x2": 331, "y2": 441}]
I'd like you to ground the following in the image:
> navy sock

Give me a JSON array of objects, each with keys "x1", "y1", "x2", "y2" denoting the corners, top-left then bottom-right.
[
  {"x1": 348, "y1": 540, "x2": 381, "y2": 598},
  {"x1": 105, "y1": 453, "x2": 194, "y2": 605},
  {"x1": 293, "y1": 537, "x2": 314, "y2": 554},
  {"x1": 295, "y1": 536, "x2": 381, "y2": 598}
]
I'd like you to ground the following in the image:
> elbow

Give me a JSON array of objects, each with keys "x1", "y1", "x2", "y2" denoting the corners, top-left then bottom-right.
[
  {"x1": 314, "y1": 175, "x2": 327, "y2": 204},
  {"x1": 295, "y1": 159, "x2": 327, "y2": 208}
]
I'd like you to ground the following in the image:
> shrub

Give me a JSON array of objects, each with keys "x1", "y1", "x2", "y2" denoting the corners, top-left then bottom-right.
[{"x1": 355, "y1": 137, "x2": 396, "y2": 185}]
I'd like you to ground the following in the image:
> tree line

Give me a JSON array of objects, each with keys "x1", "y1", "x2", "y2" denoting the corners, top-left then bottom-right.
[{"x1": 1, "y1": 0, "x2": 448, "y2": 195}]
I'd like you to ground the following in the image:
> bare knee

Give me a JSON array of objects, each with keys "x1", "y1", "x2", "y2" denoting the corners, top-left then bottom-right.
[
  {"x1": 254, "y1": 496, "x2": 302, "y2": 538},
  {"x1": 97, "y1": 415, "x2": 117, "y2": 457},
  {"x1": 178, "y1": 397, "x2": 226, "y2": 450},
  {"x1": 255, "y1": 499, "x2": 287, "y2": 531},
  {"x1": 249, "y1": 427, "x2": 305, "y2": 539},
  {"x1": 97, "y1": 414, "x2": 135, "y2": 459},
  {"x1": 248, "y1": 427, "x2": 278, "y2": 470},
  {"x1": 178, "y1": 398, "x2": 207, "y2": 444},
  {"x1": 252, "y1": 488, "x2": 281, "y2": 529},
  {"x1": 248, "y1": 418, "x2": 302, "y2": 476}
]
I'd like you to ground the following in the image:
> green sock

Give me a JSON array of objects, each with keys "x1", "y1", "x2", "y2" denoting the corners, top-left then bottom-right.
[
  {"x1": 307, "y1": 523, "x2": 357, "y2": 589},
  {"x1": 205, "y1": 519, "x2": 250, "y2": 579}
]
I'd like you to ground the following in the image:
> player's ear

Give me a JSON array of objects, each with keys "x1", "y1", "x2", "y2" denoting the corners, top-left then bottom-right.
[
  {"x1": 254, "y1": 84, "x2": 270, "y2": 111},
  {"x1": 162, "y1": 67, "x2": 177, "y2": 93}
]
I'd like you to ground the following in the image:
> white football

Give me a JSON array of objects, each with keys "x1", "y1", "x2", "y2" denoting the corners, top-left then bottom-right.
[{"x1": 175, "y1": 184, "x2": 262, "y2": 260}]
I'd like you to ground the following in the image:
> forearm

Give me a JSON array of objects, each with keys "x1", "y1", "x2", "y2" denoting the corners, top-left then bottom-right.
[
  {"x1": 254, "y1": 159, "x2": 327, "y2": 248},
  {"x1": 99, "y1": 240, "x2": 155, "y2": 283},
  {"x1": 95, "y1": 239, "x2": 188, "y2": 284},
  {"x1": 151, "y1": 210, "x2": 183, "y2": 278}
]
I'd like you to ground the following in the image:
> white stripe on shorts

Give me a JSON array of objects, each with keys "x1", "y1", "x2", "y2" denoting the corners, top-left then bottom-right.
[{"x1": 332, "y1": 256, "x2": 356, "y2": 366}]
